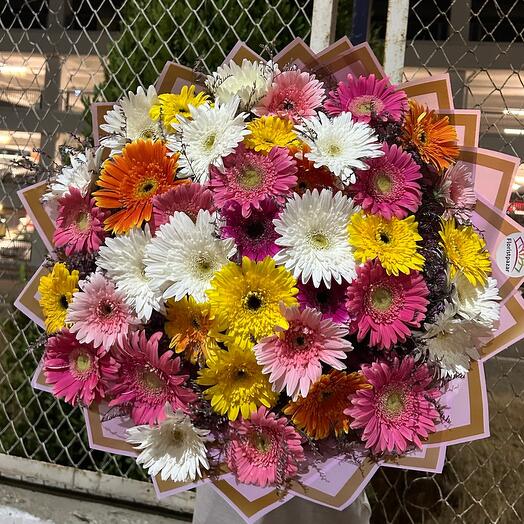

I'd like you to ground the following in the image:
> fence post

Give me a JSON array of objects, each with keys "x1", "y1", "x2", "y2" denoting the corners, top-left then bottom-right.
[
  {"x1": 383, "y1": 0, "x2": 409, "y2": 83},
  {"x1": 310, "y1": 0, "x2": 339, "y2": 52},
  {"x1": 350, "y1": 0, "x2": 372, "y2": 45}
]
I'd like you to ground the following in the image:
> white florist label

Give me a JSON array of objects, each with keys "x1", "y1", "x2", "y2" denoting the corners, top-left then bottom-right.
[{"x1": 496, "y1": 233, "x2": 524, "y2": 277}]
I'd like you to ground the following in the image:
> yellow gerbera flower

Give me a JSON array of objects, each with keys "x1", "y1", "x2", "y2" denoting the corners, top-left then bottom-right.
[
  {"x1": 197, "y1": 343, "x2": 278, "y2": 420},
  {"x1": 164, "y1": 296, "x2": 218, "y2": 365},
  {"x1": 348, "y1": 212, "x2": 425, "y2": 275},
  {"x1": 38, "y1": 263, "x2": 79, "y2": 334},
  {"x1": 439, "y1": 218, "x2": 491, "y2": 286},
  {"x1": 206, "y1": 256, "x2": 298, "y2": 349},
  {"x1": 244, "y1": 115, "x2": 300, "y2": 153},
  {"x1": 149, "y1": 85, "x2": 209, "y2": 129}
]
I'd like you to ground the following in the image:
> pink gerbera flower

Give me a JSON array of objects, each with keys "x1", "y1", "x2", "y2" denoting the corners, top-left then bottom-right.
[
  {"x1": 53, "y1": 187, "x2": 108, "y2": 255},
  {"x1": 324, "y1": 74, "x2": 408, "y2": 123},
  {"x1": 254, "y1": 306, "x2": 352, "y2": 400},
  {"x1": 67, "y1": 272, "x2": 138, "y2": 349},
  {"x1": 345, "y1": 357, "x2": 441, "y2": 454},
  {"x1": 345, "y1": 260, "x2": 429, "y2": 350},
  {"x1": 151, "y1": 182, "x2": 215, "y2": 232},
  {"x1": 439, "y1": 162, "x2": 476, "y2": 222},
  {"x1": 351, "y1": 143, "x2": 422, "y2": 220},
  {"x1": 209, "y1": 144, "x2": 297, "y2": 217},
  {"x1": 297, "y1": 280, "x2": 349, "y2": 324},
  {"x1": 254, "y1": 70, "x2": 325, "y2": 122},
  {"x1": 44, "y1": 330, "x2": 119, "y2": 406},
  {"x1": 109, "y1": 330, "x2": 197, "y2": 425},
  {"x1": 227, "y1": 406, "x2": 305, "y2": 487},
  {"x1": 221, "y1": 198, "x2": 280, "y2": 261}
]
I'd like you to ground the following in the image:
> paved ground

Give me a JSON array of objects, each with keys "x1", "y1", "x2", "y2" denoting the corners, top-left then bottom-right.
[{"x1": 0, "y1": 482, "x2": 191, "y2": 524}]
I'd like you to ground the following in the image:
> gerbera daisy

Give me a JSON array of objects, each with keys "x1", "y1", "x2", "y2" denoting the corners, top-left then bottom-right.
[
  {"x1": 151, "y1": 182, "x2": 215, "y2": 232},
  {"x1": 437, "y1": 162, "x2": 476, "y2": 222},
  {"x1": 402, "y1": 100, "x2": 459, "y2": 171},
  {"x1": 220, "y1": 199, "x2": 280, "y2": 261},
  {"x1": 93, "y1": 140, "x2": 182, "y2": 234},
  {"x1": 348, "y1": 212, "x2": 425, "y2": 276},
  {"x1": 324, "y1": 74, "x2": 408, "y2": 123},
  {"x1": 351, "y1": 143, "x2": 422, "y2": 220},
  {"x1": 345, "y1": 357, "x2": 441, "y2": 454},
  {"x1": 100, "y1": 86, "x2": 159, "y2": 156},
  {"x1": 209, "y1": 144, "x2": 297, "y2": 217},
  {"x1": 53, "y1": 187, "x2": 108, "y2": 256},
  {"x1": 66, "y1": 272, "x2": 137, "y2": 349},
  {"x1": 296, "y1": 112, "x2": 383, "y2": 185},
  {"x1": 144, "y1": 210, "x2": 236, "y2": 302},
  {"x1": 345, "y1": 260, "x2": 429, "y2": 350},
  {"x1": 254, "y1": 306, "x2": 351, "y2": 400},
  {"x1": 110, "y1": 330, "x2": 197, "y2": 425},
  {"x1": 127, "y1": 408, "x2": 210, "y2": 482},
  {"x1": 255, "y1": 70, "x2": 324, "y2": 123},
  {"x1": 421, "y1": 301, "x2": 490, "y2": 376},
  {"x1": 206, "y1": 59, "x2": 274, "y2": 109},
  {"x1": 283, "y1": 370, "x2": 370, "y2": 440},
  {"x1": 244, "y1": 116, "x2": 299, "y2": 153},
  {"x1": 167, "y1": 97, "x2": 249, "y2": 182},
  {"x1": 149, "y1": 85, "x2": 209, "y2": 129},
  {"x1": 439, "y1": 218, "x2": 491, "y2": 286},
  {"x1": 43, "y1": 149, "x2": 98, "y2": 217},
  {"x1": 165, "y1": 296, "x2": 217, "y2": 365},
  {"x1": 227, "y1": 406, "x2": 305, "y2": 487},
  {"x1": 273, "y1": 188, "x2": 358, "y2": 288},
  {"x1": 297, "y1": 280, "x2": 349, "y2": 324},
  {"x1": 292, "y1": 146, "x2": 339, "y2": 194},
  {"x1": 96, "y1": 226, "x2": 164, "y2": 321},
  {"x1": 44, "y1": 330, "x2": 119, "y2": 406},
  {"x1": 197, "y1": 343, "x2": 277, "y2": 420},
  {"x1": 38, "y1": 262, "x2": 79, "y2": 334},
  {"x1": 206, "y1": 256, "x2": 298, "y2": 349},
  {"x1": 454, "y1": 273, "x2": 500, "y2": 328}
]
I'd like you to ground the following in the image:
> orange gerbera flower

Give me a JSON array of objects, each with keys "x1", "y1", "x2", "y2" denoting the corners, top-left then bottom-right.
[
  {"x1": 283, "y1": 370, "x2": 370, "y2": 440},
  {"x1": 93, "y1": 140, "x2": 184, "y2": 234},
  {"x1": 402, "y1": 100, "x2": 459, "y2": 172}
]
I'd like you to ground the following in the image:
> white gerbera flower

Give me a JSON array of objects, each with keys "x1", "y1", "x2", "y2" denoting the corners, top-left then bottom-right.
[
  {"x1": 421, "y1": 302, "x2": 491, "y2": 377},
  {"x1": 96, "y1": 225, "x2": 163, "y2": 321},
  {"x1": 127, "y1": 409, "x2": 210, "y2": 483},
  {"x1": 454, "y1": 273, "x2": 501, "y2": 328},
  {"x1": 144, "y1": 210, "x2": 236, "y2": 302},
  {"x1": 273, "y1": 188, "x2": 358, "y2": 288},
  {"x1": 206, "y1": 59, "x2": 274, "y2": 109},
  {"x1": 295, "y1": 112, "x2": 383, "y2": 184},
  {"x1": 100, "y1": 85, "x2": 159, "y2": 155},
  {"x1": 43, "y1": 148, "x2": 100, "y2": 219},
  {"x1": 167, "y1": 97, "x2": 249, "y2": 182}
]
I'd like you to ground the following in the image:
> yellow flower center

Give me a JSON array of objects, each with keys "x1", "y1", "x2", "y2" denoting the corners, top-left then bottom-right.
[
  {"x1": 141, "y1": 369, "x2": 165, "y2": 392},
  {"x1": 251, "y1": 432, "x2": 272, "y2": 452},
  {"x1": 76, "y1": 212, "x2": 90, "y2": 231},
  {"x1": 309, "y1": 230, "x2": 330, "y2": 249},
  {"x1": 204, "y1": 133, "x2": 217, "y2": 150},
  {"x1": 75, "y1": 353, "x2": 92, "y2": 373},
  {"x1": 375, "y1": 174, "x2": 393, "y2": 194},
  {"x1": 239, "y1": 167, "x2": 263, "y2": 189},
  {"x1": 327, "y1": 144, "x2": 341, "y2": 156},
  {"x1": 137, "y1": 178, "x2": 158, "y2": 198},
  {"x1": 370, "y1": 286, "x2": 393, "y2": 311},
  {"x1": 384, "y1": 390, "x2": 405, "y2": 416}
]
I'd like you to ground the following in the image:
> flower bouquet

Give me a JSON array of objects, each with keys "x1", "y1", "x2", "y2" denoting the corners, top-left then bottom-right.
[{"x1": 15, "y1": 38, "x2": 524, "y2": 522}]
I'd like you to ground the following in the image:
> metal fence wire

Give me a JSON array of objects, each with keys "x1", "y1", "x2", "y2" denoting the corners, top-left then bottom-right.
[{"x1": 0, "y1": 1, "x2": 523, "y2": 523}]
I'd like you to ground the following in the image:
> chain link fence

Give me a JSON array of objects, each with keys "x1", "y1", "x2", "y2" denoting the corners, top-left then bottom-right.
[{"x1": 1, "y1": 1, "x2": 523, "y2": 522}]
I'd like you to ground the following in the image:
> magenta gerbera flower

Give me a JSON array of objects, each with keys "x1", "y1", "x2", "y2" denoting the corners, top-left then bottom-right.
[
  {"x1": 109, "y1": 330, "x2": 197, "y2": 425},
  {"x1": 351, "y1": 143, "x2": 422, "y2": 220},
  {"x1": 297, "y1": 279, "x2": 349, "y2": 324},
  {"x1": 67, "y1": 272, "x2": 138, "y2": 349},
  {"x1": 221, "y1": 198, "x2": 280, "y2": 261},
  {"x1": 439, "y1": 162, "x2": 476, "y2": 222},
  {"x1": 227, "y1": 406, "x2": 305, "y2": 487},
  {"x1": 209, "y1": 144, "x2": 297, "y2": 217},
  {"x1": 254, "y1": 70, "x2": 325, "y2": 122},
  {"x1": 53, "y1": 187, "x2": 108, "y2": 255},
  {"x1": 345, "y1": 260, "x2": 429, "y2": 350},
  {"x1": 44, "y1": 330, "x2": 119, "y2": 406},
  {"x1": 324, "y1": 73, "x2": 408, "y2": 123},
  {"x1": 151, "y1": 182, "x2": 215, "y2": 232},
  {"x1": 345, "y1": 357, "x2": 441, "y2": 454},
  {"x1": 254, "y1": 306, "x2": 352, "y2": 400}
]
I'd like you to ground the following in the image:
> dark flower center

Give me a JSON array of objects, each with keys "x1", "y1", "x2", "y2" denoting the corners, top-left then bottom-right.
[
  {"x1": 99, "y1": 301, "x2": 114, "y2": 316},
  {"x1": 283, "y1": 99, "x2": 294, "y2": 110},
  {"x1": 294, "y1": 335, "x2": 306, "y2": 346},
  {"x1": 59, "y1": 295, "x2": 69, "y2": 309},
  {"x1": 316, "y1": 289, "x2": 329, "y2": 305},
  {"x1": 244, "y1": 292, "x2": 263, "y2": 311},
  {"x1": 244, "y1": 220, "x2": 265, "y2": 239},
  {"x1": 379, "y1": 232, "x2": 390, "y2": 244},
  {"x1": 251, "y1": 432, "x2": 272, "y2": 452},
  {"x1": 141, "y1": 369, "x2": 166, "y2": 392}
]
